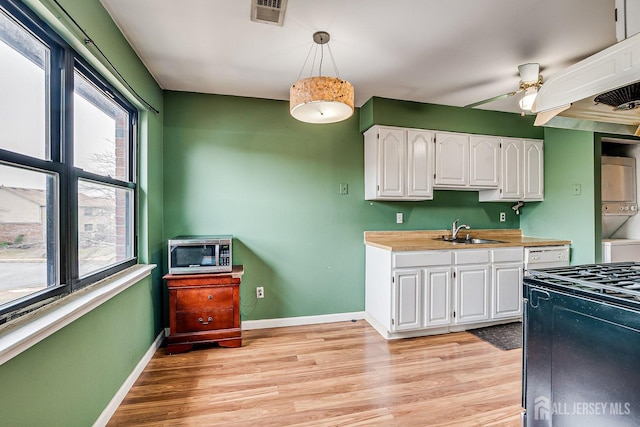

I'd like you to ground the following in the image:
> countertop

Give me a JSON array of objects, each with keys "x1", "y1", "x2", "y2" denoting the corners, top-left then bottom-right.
[{"x1": 364, "y1": 229, "x2": 571, "y2": 252}]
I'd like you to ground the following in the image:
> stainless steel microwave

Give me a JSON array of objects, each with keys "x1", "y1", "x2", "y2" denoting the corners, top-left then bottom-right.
[{"x1": 168, "y1": 235, "x2": 232, "y2": 274}]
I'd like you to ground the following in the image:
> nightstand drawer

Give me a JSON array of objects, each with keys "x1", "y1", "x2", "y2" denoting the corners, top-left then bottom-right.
[
  {"x1": 175, "y1": 309, "x2": 234, "y2": 332},
  {"x1": 176, "y1": 287, "x2": 234, "y2": 312}
]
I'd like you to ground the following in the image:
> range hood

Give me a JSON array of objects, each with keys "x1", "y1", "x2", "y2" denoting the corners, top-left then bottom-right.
[{"x1": 533, "y1": 32, "x2": 640, "y2": 136}]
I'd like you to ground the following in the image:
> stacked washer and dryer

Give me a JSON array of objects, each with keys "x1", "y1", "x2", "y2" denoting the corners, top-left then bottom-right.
[{"x1": 601, "y1": 155, "x2": 640, "y2": 262}]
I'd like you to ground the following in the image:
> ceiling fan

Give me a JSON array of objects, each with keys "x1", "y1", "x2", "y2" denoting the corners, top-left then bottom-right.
[{"x1": 465, "y1": 63, "x2": 543, "y2": 114}]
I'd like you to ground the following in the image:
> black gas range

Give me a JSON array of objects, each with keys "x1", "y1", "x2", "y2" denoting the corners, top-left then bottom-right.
[{"x1": 522, "y1": 262, "x2": 640, "y2": 427}]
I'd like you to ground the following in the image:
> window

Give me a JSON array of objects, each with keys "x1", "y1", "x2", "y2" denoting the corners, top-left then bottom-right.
[{"x1": 0, "y1": 0, "x2": 137, "y2": 323}]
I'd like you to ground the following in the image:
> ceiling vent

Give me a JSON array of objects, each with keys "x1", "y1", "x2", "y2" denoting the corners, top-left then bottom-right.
[{"x1": 251, "y1": 0, "x2": 287, "y2": 26}]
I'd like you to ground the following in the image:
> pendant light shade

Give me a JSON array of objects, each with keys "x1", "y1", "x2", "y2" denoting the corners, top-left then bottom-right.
[
  {"x1": 290, "y1": 76, "x2": 354, "y2": 124},
  {"x1": 290, "y1": 31, "x2": 354, "y2": 124}
]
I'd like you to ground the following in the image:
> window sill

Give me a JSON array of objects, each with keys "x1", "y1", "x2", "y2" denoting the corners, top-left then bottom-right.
[{"x1": 0, "y1": 264, "x2": 155, "y2": 366}]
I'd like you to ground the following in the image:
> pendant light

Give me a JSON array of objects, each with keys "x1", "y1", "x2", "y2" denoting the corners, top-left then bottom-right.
[{"x1": 290, "y1": 31, "x2": 354, "y2": 124}]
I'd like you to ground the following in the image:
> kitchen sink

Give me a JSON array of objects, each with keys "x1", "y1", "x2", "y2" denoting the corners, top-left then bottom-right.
[
  {"x1": 434, "y1": 236, "x2": 506, "y2": 244},
  {"x1": 468, "y1": 238, "x2": 506, "y2": 244}
]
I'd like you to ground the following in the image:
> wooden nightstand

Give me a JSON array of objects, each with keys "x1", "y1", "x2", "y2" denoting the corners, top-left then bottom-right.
[{"x1": 164, "y1": 265, "x2": 243, "y2": 354}]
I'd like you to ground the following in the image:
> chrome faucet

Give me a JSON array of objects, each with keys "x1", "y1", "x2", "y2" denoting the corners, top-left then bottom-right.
[{"x1": 451, "y1": 219, "x2": 471, "y2": 239}]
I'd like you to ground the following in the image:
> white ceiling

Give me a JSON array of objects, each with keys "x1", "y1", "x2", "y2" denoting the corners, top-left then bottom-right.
[{"x1": 100, "y1": 0, "x2": 617, "y2": 114}]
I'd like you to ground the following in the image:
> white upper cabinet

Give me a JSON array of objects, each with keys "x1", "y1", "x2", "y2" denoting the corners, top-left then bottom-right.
[
  {"x1": 523, "y1": 139, "x2": 544, "y2": 200},
  {"x1": 479, "y1": 138, "x2": 544, "y2": 202},
  {"x1": 364, "y1": 125, "x2": 541, "y2": 201},
  {"x1": 434, "y1": 132, "x2": 468, "y2": 186},
  {"x1": 407, "y1": 130, "x2": 434, "y2": 198},
  {"x1": 500, "y1": 138, "x2": 524, "y2": 199},
  {"x1": 377, "y1": 127, "x2": 405, "y2": 198},
  {"x1": 434, "y1": 132, "x2": 500, "y2": 189},
  {"x1": 469, "y1": 136, "x2": 500, "y2": 188},
  {"x1": 364, "y1": 126, "x2": 434, "y2": 201}
]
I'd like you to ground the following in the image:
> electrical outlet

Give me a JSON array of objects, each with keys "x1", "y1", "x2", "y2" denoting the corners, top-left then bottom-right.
[
  {"x1": 500, "y1": 212, "x2": 506, "y2": 222},
  {"x1": 396, "y1": 212, "x2": 403, "y2": 224},
  {"x1": 256, "y1": 286, "x2": 264, "y2": 299}
]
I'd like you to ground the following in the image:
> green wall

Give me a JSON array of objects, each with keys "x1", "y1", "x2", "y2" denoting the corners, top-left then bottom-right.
[
  {"x1": 163, "y1": 92, "x2": 543, "y2": 321},
  {"x1": 360, "y1": 97, "x2": 545, "y2": 139},
  {"x1": 0, "y1": 0, "x2": 164, "y2": 425},
  {"x1": 0, "y1": 2, "x2": 610, "y2": 425},
  {"x1": 0, "y1": 277, "x2": 157, "y2": 427},
  {"x1": 521, "y1": 127, "x2": 599, "y2": 264}
]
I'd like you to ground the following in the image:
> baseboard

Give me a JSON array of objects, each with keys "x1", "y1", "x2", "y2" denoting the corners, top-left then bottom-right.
[
  {"x1": 365, "y1": 312, "x2": 522, "y2": 340},
  {"x1": 241, "y1": 311, "x2": 366, "y2": 330},
  {"x1": 364, "y1": 312, "x2": 449, "y2": 339},
  {"x1": 93, "y1": 329, "x2": 165, "y2": 427}
]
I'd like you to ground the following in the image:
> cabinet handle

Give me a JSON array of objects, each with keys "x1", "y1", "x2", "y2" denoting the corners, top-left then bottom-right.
[{"x1": 198, "y1": 316, "x2": 213, "y2": 325}]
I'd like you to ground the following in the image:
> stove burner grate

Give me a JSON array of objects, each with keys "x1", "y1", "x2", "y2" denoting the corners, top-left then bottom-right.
[{"x1": 528, "y1": 262, "x2": 640, "y2": 303}]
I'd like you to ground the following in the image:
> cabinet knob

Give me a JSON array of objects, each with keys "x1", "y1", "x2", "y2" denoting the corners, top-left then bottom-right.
[
  {"x1": 198, "y1": 317, "x2": 213, "y2": 325},
  {"x1": 208, "y1": 295, "x2": 213, "y2": 300}
]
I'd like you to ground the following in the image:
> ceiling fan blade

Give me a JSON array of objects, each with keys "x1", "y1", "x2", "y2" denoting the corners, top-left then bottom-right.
[{"x1": 465, "y1": 89, "x2": 522, "y2": 108}]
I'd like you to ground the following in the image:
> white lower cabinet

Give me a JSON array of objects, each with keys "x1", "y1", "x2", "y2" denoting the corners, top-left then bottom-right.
[
  {"x1": 393, "y1": 270, "x2": 421, "y2": 331},
  {"x1": 454, "y1": 250, "x2": 490, "y2": 324},
  {"x1": 455, "y1": 264, "x2": 490, "y2": 324},
  {"x1": 423, "y1": 266, "x2": 451, "y2": 326},
  {"x1": 491, "y1": 248, "x2": 524, "y2": 319},
  {"x1": 390, "y1": 251, "x2": 452, "y2": 332},
  {"x1": 365, "y1": 245, "x2": 524, "y2": 339}
]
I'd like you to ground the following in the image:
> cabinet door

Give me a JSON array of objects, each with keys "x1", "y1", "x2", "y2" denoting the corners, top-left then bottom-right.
[
  {"x1": 435, "y1": 132, "x2": 468, "y2": 186},
  {"x1": 469, "y1": 136, "x2": 500, "y2": 188},
  {"x1": 500, "y1": 138, "x2": 524, "y2": 199},
  {"x1": 378, "y1": 127, "x2": 406, "y2": 197},
  {"x1": 392, "y1": 270, "x2": 421, "y2": 331},
  {"x1": 523, "y1": 139, "x2": 544, "y2": 200},
  {"x1": 423, "y1": 266, "x2": 451, "y2": 326},
  {"x1": 407, "y1": 130, "x2": 434, "y2": 198},
  {"x1": 454, "y1": 264, "x2": 490, "y2": 324},
  {"x1": 492, "y1": 263, "x2": 523, "y2": 319}
]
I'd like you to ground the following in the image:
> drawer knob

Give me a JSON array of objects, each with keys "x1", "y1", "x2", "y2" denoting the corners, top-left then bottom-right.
[
  {"x1": 198, "y1": 316, "x2": 213, "y2": 325},
  {"x1": 208, "y1": 295, "x2": 213, "y2": 300}
]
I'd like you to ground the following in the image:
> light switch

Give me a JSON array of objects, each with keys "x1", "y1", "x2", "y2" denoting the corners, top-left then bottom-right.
[{"x1": 339, "y1": 183, "x2": 348, "y2": 195}]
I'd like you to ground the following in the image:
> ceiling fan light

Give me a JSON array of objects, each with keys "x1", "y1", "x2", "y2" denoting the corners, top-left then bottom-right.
[
  {"x1": 519, "y1": 87, "x2": 538, "y2": 111},
  {"x1": 290, "y1": 76, "x2": 354, "y2": 124}
]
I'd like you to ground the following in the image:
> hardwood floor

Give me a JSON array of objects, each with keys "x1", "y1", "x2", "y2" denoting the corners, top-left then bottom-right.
[{"x1": 108, "y1": 320, "x2": 522, "y2": 426}]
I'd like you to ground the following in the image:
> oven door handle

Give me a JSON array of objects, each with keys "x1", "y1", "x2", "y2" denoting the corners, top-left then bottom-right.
[{"x1": 528, "y1": 289, "x2": 550, "y2": 308}]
